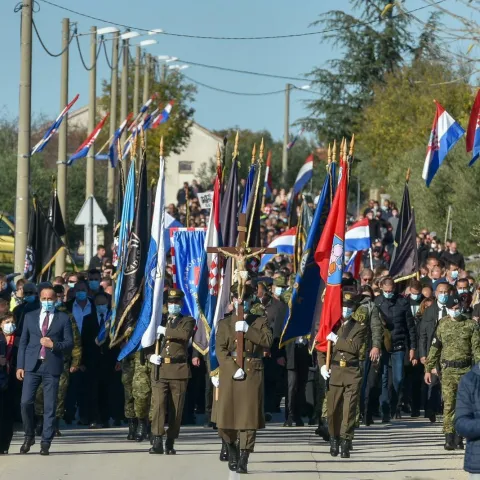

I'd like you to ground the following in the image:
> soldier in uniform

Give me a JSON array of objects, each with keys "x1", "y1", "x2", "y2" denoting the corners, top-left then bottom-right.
[
  {"x1": 424, "y1": 294, "x2": 480, "y2": 450},
  {"x1": 121, "y1": 353, "x2": 138, "y2": 440},
  {"x1": 318, "y1": 290, "x2": 367, "y2": 459},
  {"x1": 148, "y1": 289, "x2": 195, "y2": 455},
  {"x1": 215, "y1": 284, "x2": 273, "y2": 474},
  {"x1": 34, "y1": 285, "x2": 82, "y2": 437}
]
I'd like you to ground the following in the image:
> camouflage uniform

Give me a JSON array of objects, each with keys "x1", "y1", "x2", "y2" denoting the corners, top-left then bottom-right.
[
  {"x1": 35, "y1": 313, "x2": 82, "y2": 419},
  {"x1": 425, "y1": 314, "x2": 480, "y2": 434},
  {"x1": 132, "y1": 350, "x2": 152, "y2": 419},
  {"x1": 122, "y1": 354, "x2": 136, "y2": 419}
]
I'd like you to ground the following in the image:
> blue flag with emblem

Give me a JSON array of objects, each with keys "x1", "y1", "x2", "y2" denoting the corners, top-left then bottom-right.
[
  {"x1": 240, "y1": 163, "x2": 256, "y2": 214},
  {"x1": 279, "y1": 162, "x2": 336, "y2": 347},
  {"x1": 173, "y1": 229, "x2": 207, "y2": 320}
]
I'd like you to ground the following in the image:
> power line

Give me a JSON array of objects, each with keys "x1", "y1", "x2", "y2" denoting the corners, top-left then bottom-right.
[
  {"x1": 75, "y1": 34, "x2": 103, "y2": 71},
  {"x1": 36, "y1": 0, "x2": 446, "y2": 41},
  {"x1": 32, "y1": 18, "x2": 75, "y2": 57}
]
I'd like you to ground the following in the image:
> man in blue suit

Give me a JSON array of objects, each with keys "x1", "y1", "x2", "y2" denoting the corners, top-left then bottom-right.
[{"x1": 17, "y1": 285, "x2": 73, "y2": 455}]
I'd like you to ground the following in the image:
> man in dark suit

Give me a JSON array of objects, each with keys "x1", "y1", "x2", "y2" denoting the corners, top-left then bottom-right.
[{"x1": 16, "y1": 286, "x2": 73, "y2": 455}]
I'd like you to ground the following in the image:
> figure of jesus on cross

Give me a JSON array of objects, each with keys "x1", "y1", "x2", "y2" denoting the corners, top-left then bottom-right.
[{"x1": 207, "y1": 212, "x2": 277, "y2": 369}]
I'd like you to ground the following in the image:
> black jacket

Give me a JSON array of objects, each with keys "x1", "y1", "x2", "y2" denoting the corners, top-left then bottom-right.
[
  {"x1": 375, "y1": 294, "x2": 416, "y2": 351},
  {"x1": 441, "y1": 250, "x2": 465, "y2": 270},
  {"x1": 455, "y1": 363, "x2": 480, "y2": 473},
  {"x1": 418, "y1": 302, "x2": 444, "y2": 359}
]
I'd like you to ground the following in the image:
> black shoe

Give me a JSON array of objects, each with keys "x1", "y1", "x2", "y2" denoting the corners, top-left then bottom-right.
[
  {"x1": 149, "y1": 436, "x2": 164, "y2": 454},
  {"x1": 283, "y1": 416, "x2": 293, "y2": 427},
  {"x1": 340, "y1": 438, "x2": 350, "y2": 458},
  {"x1": 410, "y1": 410, "x2": 421, "y2": 418},
  {"x1": 135, "y1": 418, "x2": 148, "y2": 442},
  {"x1": 78, "y1": 418, "x2": 89, "y2": 426},
  {"x1": 295, "y1": 418, "x2": 305, "y2": 427},
  {"x1": 315, "y1": 419, "x2": 330, "y2": 442},
  {"x1": 88, "y1": 423, "x2": 99, "y2": 429},
  {"x1": 329, "y1": 437, "x2": 340, "y2": 457},
  {"x1": 127, "y1": 418, "x2": 138, "y2": 441},
  {"x1": 219, "y1": 440, "x2": 229, "y2": 462},
  {"x1": 35, "y1": 417, "x2": 43, "y2": 437},
  {"x1": 444, "y1": 433, "x2": 455, "y2": 451},
  {"x1": 454, "y1": 434, "x2": 464, "y2": 450},
  {"x1": 165, "y1": 438, "x2": 176, "y2": 455},
  {"x1": 402, "y1": 404, "x2": 411, "y2": 414},
  {"x1": 348, "y1": 439, "x2": 353, "y2": 451},
  {"x1": 20, "y1": 437, "x2": 35, "y2": 454},
  {"x1": 54, "y1": 418, "x2": 62, "y2": 437},
  {"x1": 381, "y1": 415, "x2": 391, "y2": 424},
  {"x1": 265, "y1": 412, "x2": 272, "y2": 422},
  {"x1": 227, "y1": 442, "x2": 239, "y2": 471},
  {"x1": 101, "y1": 421, "x2": 111, "y2": 429},
  {"x1": 63, "y1": 415, "x2": 72, "y2": 425},
  {"x1": 203, "y1": 421, "x2": 214, "y2": 429},
  {"x1": 429, "y1": 413, "x2": 436, "y2": 423},
  {"x1": 395, "y1": 409, "x2": 402, "y2": 419},
  {"x1": 237, "y1": 450, "x2": 250, "y2": 474},
  {"x1": 39, "y1": 442, "x2": 50, "y2": 456},
  {"x1": 365, "y1": 415, "x2": 374, "y2": 426},
  {"x1": 308, "y1": 417, "x2": 316, "y2": 426}
]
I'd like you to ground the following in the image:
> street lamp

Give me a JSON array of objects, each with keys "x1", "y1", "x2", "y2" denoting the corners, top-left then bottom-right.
[
  {"x1": 168, "y1": 64, "x2": 189, "y2": 71},
  {"x1": 139, "y1": 39, "x2": 157, "y2": 47},
  {"x1": 148, "y1": 29, "x2": 163, "y2": 35},
  {"x1": 97, "y1": 26, "x2": 120, "y2": 35},
  {"x1": 121, "y1": 31, "x2": 140, "y2": 40}
]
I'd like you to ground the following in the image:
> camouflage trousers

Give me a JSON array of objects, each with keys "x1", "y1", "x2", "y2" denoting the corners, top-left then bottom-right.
[
  {"x1": 442, "y1": 367, "x2": 469, "y2": 434},
  {"x1": 121, "y1": 352, "x2": 152, "y2": 419},
  {"x1": 35, "y1": 359, "x2": 70, "y2": 419}
]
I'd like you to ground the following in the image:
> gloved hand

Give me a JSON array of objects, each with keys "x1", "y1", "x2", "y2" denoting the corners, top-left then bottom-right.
[
  {"x1": 320, "y1": 365, "x2": 331, "y2": 380},
  {"x1": 149, "y1": 354, "x2": 162, "y2": 366},
  {"x1": 326, "y1": 332, "x2": 338, "y2": 344},
  {"x1": 157, "y1": 326, "x2": 166, "y2": 337},
  {"x1": 211, "y1": 376, "x2": 220, "y2": 388},
  {"x1": 233, "y1": 368, "x2": 245, "y2": 380},
  {"x1": 235, "y1": 321, "x2": 249, "y2": 333}
]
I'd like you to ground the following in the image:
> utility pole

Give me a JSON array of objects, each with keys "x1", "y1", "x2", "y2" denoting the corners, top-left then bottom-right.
[
  {"x1": 120, "y1": 38, "x2": 129, "y2": 147},
  {"x1": 85, "y1": 26, "x2": 97, "y2": 268},
  {"x1": 282, "y1": 83, "x2": 291, "y2": 184},
  {"x1": 107, "y1": 34, "x2": 119, "y2": 208},
  {"x1": 14, "y1": 0, "x2": 33, "y2": 275},
  {"x1": 161, "y1": 63, "x2": 167, "y2": 83},
  {"x1": 55, "y1": 18, "x2": 70, "y2": 276},
  {"x1": 143, "y1": 53, "x2": 150, "y2": 104},
  {"x1": 133, "y1": 45, "x2": 141, "y2": 115}
]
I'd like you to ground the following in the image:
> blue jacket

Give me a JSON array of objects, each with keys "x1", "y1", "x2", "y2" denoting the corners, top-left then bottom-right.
[
  {"x1": 17, "y1": 309, "x2": 73, "y2": 376},
  {"x1": 455, "y1": 362, "x2": 480, "y2": 473}
]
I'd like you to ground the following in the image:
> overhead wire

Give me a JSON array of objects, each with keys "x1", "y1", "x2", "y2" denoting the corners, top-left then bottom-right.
[
  {"x1": 37, "y1": 0, "x2": 446, "y2": 41},
  {"x1": 75, "y1": 34, "x2": 104, "y2": 71},
  {"x1": 32, "y1": 18, "x2": 75, "y2": 57}
]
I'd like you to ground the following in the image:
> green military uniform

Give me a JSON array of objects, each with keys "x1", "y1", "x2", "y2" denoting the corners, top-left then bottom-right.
[
  {"x1": 35, "y1": 309, "x2": 82, "y2": 431},
  {"x1": 425, "y1": 299, "x2": 480, "y2": 440},
  {"x1": 150, "y1": 289, "x2": 195, "y2": 454},
  {"x1": 216, "y1": 300, "x2": 273, "y2": 471},
  {"x1": 318, "y1": 291, "x2": 367, "y2": 458}
]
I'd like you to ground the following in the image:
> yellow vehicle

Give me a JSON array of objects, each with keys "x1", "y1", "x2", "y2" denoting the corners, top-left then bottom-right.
[{"x1": 0, "y1": 213, "x2": 15, "y2": 265}]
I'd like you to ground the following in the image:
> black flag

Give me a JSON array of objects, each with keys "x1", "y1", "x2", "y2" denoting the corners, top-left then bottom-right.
[
  {"x1": 390, "y1": 182, "x2": 411, "y2": 267},
  {"x1": 389, "y1": 208, "x2": 419, "y2": 282},
  {"x1": 24, "y1": 198, "x2": 65, "y2": 283},
  {"x1": 48, "y1": 189, "x2": 66, "y2": 237},
  {"x1": 110, "y1": 150, "x2": 149, "y2": 347}
]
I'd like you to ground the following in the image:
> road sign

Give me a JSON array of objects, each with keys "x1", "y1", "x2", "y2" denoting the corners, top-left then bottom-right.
[{"x1": 74, "y1": 195, "x2": 108, "y2": 226}]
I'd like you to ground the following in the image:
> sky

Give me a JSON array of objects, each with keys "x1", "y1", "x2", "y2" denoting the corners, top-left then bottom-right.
[{"x1": 0, "y1": 0, "x2": 473, "y2": 140}]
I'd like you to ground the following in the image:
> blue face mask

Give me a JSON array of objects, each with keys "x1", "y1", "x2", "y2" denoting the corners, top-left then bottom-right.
[
  {"x1": 76, "y1": 291, "x2": 88, "y2": 301},
  {"x1": 54, "y1": 300, "x2": 63, "y2": 308},
  {"x1": 457, "y1": 288, "x2": 468, "y2": 295},
  {"x1": 274, "y1": 287, "x2": 284, "y2": 297},
  {"x1": 342, "y1": 307, "x2": 353, "y2": 318},
  {"x1": 68, "y1": 282, "x2": 76, "y2": 289},
  {"x1": 410, "y1": 293, "x2": 421, "y2": 301},
  {"x1": 448, "y1": 308, "x2": 461, "y2": 319},
  {"x1": 24, "y1": 295, "x2": 36, "y2": 304},
  {"x1": 41, "y1": 300, "x2": 55, "y2": 312},
  {"x1": 89, "y1": 280, "x2": 100, "y2": 291},
  {"x1": 451, "y1": 270, "x2": 459, "y2": 279},
  {"x1": 168, "y1": 304, "x2": 181, "y2": 316},
  {"x1": 383, "y1": 291, "x2": 394, "y2": 299},
  {"x1": 96, "y1": 304, "x2": 108, "y2": 315},
  {"x1": 437, "y1": 293, "x2": 448, "y2": 304}
]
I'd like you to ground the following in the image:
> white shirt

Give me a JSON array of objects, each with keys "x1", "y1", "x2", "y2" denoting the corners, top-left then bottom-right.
[
  {"x1": 437, "y1": 301, "x2": 447, "y2": 320},
  {"x1": 39, "y1": 309, "x2": 54, "y2": 359},
  {"x1": 72, "y1": 300, "x2": 91, "y2": 334}
]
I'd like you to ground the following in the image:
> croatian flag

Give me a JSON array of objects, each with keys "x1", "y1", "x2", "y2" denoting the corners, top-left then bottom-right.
[
  {"x1": 31, "y1": 94, "x2": 80, "y2": 155},
  {"x1": 292, "y1": 154, "x2": 314, "y2": 197},
  {"x1": 108, "y1": 112, "x2": 133, "y2": 168},
  {"x1": 422, "y1": 101, "x2": 464, "y2": 186},
  {"x1": 345, "y1": 218, "x2": 371, "y2": 252},
  {"x1": 264, "y1": 151, "x2": 273, "y2": 200},
  {"x1": 152, "y1": 101, "x2": 174, "y2": 128},
  {"x1": 259, "y1": 227, "x2": 296, "y2": 270},
  {"x1": 466, "y1": 90, "x2": 480, "y2": 166},
  {"x1": 68, "y1": 113, "x2": 110, "y2": 165},
  {"x1": 287, "y1": 127, "x2": 305, "y2": 151}
]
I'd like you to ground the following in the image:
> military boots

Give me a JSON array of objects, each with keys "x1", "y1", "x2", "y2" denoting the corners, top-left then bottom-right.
[
  {"x1": 444, "y1": 433, "x2": 455, "y2": 451},
  {"x1": 340, "y1": 438, "x2": 351, "y2": 458},
  {"x1": 219, "y1": 439, "x2": 229, "y2": 462},
  {"x1": 165, "y1": 438, "x2": 176, "y2": 455},
  {"x1": 149, "y1": 436, "x2": 163, "y2": 454},
  {"x1": 237, "y1": 450, "x2": 250, "y2": 474},
  {"x1": 135, "y1": 418, "x2": 148, "y2": 442},
  {"x1": 227, "y1": 442, "x2": 239, "y2": 471},
  {"x1": 330, "y1": 436, "x2": 340, "y2": 457},
  {"x1": 127, "y1": 418, "x2": 138, "y2": 441}
]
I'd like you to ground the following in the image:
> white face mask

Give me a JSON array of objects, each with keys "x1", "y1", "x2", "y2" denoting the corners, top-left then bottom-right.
[
  {"x1": 342, "y1": 307, "x2": 353, "y2": 318},
  {"x1": 448, "y1": 309, "x2": 461, "y2": 319},
  {"x1": 2, "y1": 323, "x2": 16, "y2": 335}
]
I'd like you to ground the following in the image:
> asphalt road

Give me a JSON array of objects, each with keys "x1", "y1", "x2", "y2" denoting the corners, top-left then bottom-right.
[{"x1": 0, "y1": 417, "x2": 465, "y2": 480}]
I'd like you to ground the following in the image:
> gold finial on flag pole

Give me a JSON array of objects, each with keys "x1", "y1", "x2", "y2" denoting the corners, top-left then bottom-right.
[
  {"x1": 251, "y1": 143, "x2": 256, "y2": 164},
  {"x1": 216, "y1": 143, "x2": 221, "y2": 167},
  {"x1": 159, "y1": 136, "x2": 164, "y2": 157},
  {"x1": 233, "y1": 131, "x2": 239, "y2": 159},
  {"x1": 259, "y1": 138, "x2": 264, "y2": 162},
  {"x1": 332, "y1": 140, "x2": 337, "y2": 163},
  {"x1": 349, "y1": 134, "x2": 355, "y2": 157}
]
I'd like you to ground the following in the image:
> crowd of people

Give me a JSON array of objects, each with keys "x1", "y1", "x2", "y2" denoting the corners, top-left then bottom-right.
[{"x1": 0, "y1": 181, "x2": 479, "y2": 478}]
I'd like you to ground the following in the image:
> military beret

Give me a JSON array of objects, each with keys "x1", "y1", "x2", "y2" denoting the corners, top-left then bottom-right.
[
  {"x1": 343, "y1": 289, "x2": 360, "y2": 307},
  {"x1": 445, "y1": 294, "x2": 460, "y2": 309},
  {"x1": 273, "y1": 275, "x2": 288, "y2": 287},
  {"x1": 168, "y1": 288, "x2": 185, "y2": 301}
]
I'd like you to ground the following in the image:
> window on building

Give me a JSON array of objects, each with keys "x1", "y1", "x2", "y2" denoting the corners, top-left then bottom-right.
[{"x1": 179, "y1": 161, "x2": 193, "y2": 173}]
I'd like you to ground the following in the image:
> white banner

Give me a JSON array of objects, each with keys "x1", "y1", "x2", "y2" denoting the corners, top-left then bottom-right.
[{"x1": 198, "y1": 191, "x2": 214, "y2": 210}]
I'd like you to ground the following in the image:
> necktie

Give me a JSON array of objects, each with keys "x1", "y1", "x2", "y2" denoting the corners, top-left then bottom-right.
[
  {"x1": 40, "y1": 312, "x2": 50, "y2": 359},
  {"x1": 442, "y1": 306, "x2": 447, "y2": 318}
]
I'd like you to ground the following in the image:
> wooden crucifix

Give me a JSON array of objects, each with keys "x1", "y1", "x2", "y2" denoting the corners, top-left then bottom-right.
[{"x1": 207, "y1": 212, "x2": 277, "y2": 369}]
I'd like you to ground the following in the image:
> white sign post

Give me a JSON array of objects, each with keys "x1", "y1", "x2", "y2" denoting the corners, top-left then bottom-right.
[{"x1": 74, "y1": 195, "x2": 108, "y2": 268}]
